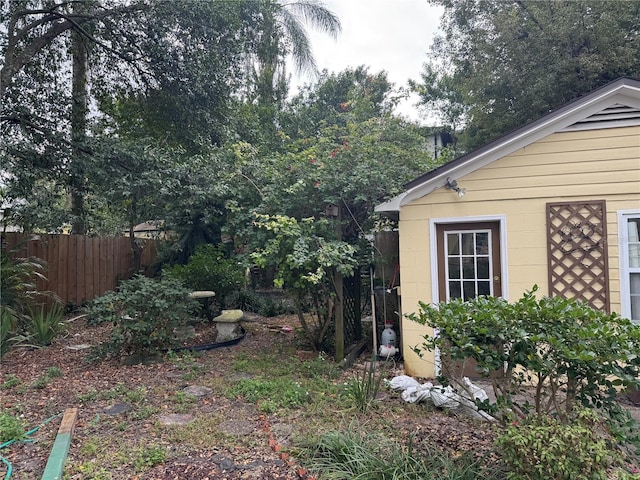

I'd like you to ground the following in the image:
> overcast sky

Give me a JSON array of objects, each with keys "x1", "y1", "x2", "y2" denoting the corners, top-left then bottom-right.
[{"x1": 290, "y1": 0, "x2": 444, "y2": 125}]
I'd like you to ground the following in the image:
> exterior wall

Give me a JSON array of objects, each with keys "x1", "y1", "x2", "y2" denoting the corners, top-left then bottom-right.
[{"x1": 399, "y1": 126, "x2": 640, "y2": 378}]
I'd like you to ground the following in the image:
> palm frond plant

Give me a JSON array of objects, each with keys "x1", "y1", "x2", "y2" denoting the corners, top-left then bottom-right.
[
  {"x1": 1, "y1": 244, "x2": 46, "y2": 319},
  {"x1": 0, "y1": 241, "x2": 48, "y2": 356},
  {"x1": 28, "y1": 303, "x2": 66, "y2": 346}
]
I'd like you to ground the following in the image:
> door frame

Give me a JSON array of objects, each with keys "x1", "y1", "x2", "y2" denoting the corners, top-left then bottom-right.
[
  {"x1": 429, "y1": 215, "x2": 509, "y2": 376},
  {"x1": 430, "y1": 215, "x2": 509, "y2": 303}
]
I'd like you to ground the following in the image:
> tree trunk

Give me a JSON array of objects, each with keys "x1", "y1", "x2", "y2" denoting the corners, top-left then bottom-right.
[{"x1": 70, "y1": 2, "x2": 90, "y2": 234}]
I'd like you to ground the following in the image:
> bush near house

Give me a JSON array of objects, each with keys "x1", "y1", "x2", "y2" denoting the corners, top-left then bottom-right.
[{"x1": 409, "y1": 286, "x2": 640, "y2": 471}]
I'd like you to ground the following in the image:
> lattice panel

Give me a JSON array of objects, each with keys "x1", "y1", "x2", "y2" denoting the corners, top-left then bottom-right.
[
  {"x1": 546, "y1": 201, "x2": 609, "y2": 311},
  {"x1": 343, "y1": 271, "x2": 362, "y2": 345}
]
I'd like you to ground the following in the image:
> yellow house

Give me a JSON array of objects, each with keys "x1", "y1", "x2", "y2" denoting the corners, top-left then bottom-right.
[{"x1": 376, "y1": 78, "x2": 640, "y2": 379}]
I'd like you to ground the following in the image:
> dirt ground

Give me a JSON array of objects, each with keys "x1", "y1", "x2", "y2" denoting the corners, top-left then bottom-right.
[{"x1": 0, "y1": 314, "x2": 637, "y2": 479}]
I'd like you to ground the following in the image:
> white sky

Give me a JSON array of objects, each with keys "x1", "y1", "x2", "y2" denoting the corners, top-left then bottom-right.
[{"x1": 290, "y1": 0, "x2": 444, "y2": 125}]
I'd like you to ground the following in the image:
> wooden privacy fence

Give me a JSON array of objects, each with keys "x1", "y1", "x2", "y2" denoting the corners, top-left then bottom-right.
[{"x1": 2, "y1": 233, "x2": 157, "y2": 306}]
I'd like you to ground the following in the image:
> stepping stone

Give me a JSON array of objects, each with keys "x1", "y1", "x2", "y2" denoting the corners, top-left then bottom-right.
[
  {"x1": 183, "y1": 385, "x2": 212, "y2": 398},
  {"x1": 219, "y1": 458, "x2": 236, "y2": 471},
  {"x1": 158, "y1": 414, "x2": 194, "y2": 426},
  {"x1": 240, "y1": 459, "x2": 267, "y2": 471},
  {"x1": 270, "y1": 423, "x2": 293, "y2": 444},
  {"x1": 218, "y1": 419, "x2": 255, "y2": 436},
  {"x1": 66, "y1": 344, "x2": 92, "y2": 350},
  {"x1": 213, "y1": 309, "x2": 244, "y2": 340},
  {"x1": 104, "y1": 403, "x2": 131, "y2": 415}
]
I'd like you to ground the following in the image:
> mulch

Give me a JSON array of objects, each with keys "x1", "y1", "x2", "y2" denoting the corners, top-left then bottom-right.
[{"x1": 0, "y1": 313, "x2": 501, "y2": 479}]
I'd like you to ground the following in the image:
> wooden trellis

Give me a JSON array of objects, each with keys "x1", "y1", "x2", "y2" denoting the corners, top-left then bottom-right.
[{"x1": 546, "y1": 201, "x2": 610, "y2": 311}]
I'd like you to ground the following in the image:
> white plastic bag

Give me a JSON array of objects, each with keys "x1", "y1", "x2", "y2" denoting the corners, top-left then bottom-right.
[
  {"x1": 400, "y1": 382, "x2": 434, "y2": 404},
  {"x1": 389, "y1": 375, "x2": 421, "y2": 392}
]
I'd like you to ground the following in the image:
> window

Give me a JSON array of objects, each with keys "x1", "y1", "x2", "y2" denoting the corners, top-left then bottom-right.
[
  {"x1": 619, "y1": 212, "x2": 640, "y2": 324},
  {"x1": 445, "y1": 230, "x2": 493, "y2": 300}
]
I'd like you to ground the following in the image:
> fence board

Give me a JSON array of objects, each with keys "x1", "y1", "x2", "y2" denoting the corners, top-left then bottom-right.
[
  {"x1": 85, "y1": 238, "x2": 94, "y2": 301},
  {"x1": 1, "y1": 233, "x2": 157, "y2": 305},
  {"x1": 92, "y1": 237, "x2": 101, "y2": 298},
  {"x1": 58, "y1": 236, "x2": 69, "y2": 304},
  {"x1": 76, "y1": 236, "x2": 86, "y2": 304},
  {"x1": 49, "y1": 235, "x2": 60, "y2": 303}
]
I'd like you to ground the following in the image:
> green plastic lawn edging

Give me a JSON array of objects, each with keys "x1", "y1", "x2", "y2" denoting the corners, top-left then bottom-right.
[{"x1": 41, "y1": 408, "x2": 78, "y2": 480}]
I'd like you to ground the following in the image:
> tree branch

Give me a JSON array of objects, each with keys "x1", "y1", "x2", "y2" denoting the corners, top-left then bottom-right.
[{"x1": 1, "y1": 2, "x2": 147, "y2": 98}]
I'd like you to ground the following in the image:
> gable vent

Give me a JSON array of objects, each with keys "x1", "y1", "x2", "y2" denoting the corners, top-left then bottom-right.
[{"x1": 562, "y1": 104, "x2": 640, "y2": 132}]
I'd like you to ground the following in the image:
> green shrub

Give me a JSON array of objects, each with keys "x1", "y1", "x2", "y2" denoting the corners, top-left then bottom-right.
[
  {"x1": 0, "y1": 412, "x2": 25, "y2": 443},
  {"x1": 259, "y1": 296, "x2": 296, "y2": 317},
  {"x1": 496, "y1": 410, "x2": 613, "y2": 480},
  {"x1": 86, "y1": 291, "x2": 120, "y2": 326},
  {"x1": 164, "y1": 244, "x2": 244, "y2": 308},
  {"x1": 1, "y1": 244, "x2": 47, "y2": 356},
  {"x1": 1, "y1": 308, "x2": 17, "y2": 358},
  {"x1": 408, "y1": 287, "x2": 640, "y2": 423},
  {"x1": 0, "y1": 245, "x2": 45, "y2": 323},
  {"x1": 88, "y1": 275, "x2": 198, "y2": 359}
]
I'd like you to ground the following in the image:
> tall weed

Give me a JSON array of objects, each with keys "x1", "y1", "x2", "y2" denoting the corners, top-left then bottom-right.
[{"x1": 305, "y1": 427, "x2": 497, "y2": 480}]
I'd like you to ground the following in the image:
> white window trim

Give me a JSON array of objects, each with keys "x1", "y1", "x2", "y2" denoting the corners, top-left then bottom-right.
[
  {"x1": 428, "y1": 215, "x2": 509, "y2": 376},
  {"x1": 617, "y1": 209, "x2": 640, "y2": 323}
]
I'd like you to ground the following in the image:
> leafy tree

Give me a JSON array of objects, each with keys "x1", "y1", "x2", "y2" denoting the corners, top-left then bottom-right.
[
  {"x1": 282, "y1": 66, "x2": 399, "y2": 138},
  {"x1": 251, "y1": 214, "x2": 357, "y2": 351},
  {"x1": 414, "y1": 0, "x2": 640, "y2": 150},
  {"x1": 249, "y1": 68, "x2": 440, "y2": 245},
  {"x1": 0, "y1": 0, "x2": 265, "y2": 232}
]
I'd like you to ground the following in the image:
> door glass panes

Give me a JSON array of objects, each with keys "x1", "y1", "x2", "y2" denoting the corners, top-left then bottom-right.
[
  {"x1": 448, "y1": 258, "x2": 461, "y2": 279},
  {"x1": 462, "y1": 258, "x2": 475, "y2": 278},
  {"x1": 477, "y1": 257, "x2": 490, "y2": 279},
  {"x1": 478, "y1": 281, "x2": 491, "y2": 296},
  {"x1": 449, "y1": 281, "x2": 462, "y2": 299},
  {"x1": 445, "y1": 230, "x2": 493, "y2": 301},
  {"x1": 461, "y1": 233, "x2": 474, "y2": 255},
  {"x1": 448, "y1": 234, "x2": 460, "y2": 255}
]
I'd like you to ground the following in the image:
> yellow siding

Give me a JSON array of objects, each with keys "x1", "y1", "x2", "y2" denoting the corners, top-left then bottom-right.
[{"x1": 399, "y1": 126, "x2": 640, "y2": 378}]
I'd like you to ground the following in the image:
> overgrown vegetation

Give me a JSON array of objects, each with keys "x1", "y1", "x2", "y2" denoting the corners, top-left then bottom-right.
[
  {"x1": 496, "y1": 409, "x2": 614, "y2": 480},
  {"x1": 164, "y1": 243, "x2": 244, "y2": 316},
  {"x1": 27, "y1": 304, "x2": 66, "y2": 346},
  {"x1": 0, "y1": 243, "x2": 64, "y2": 356},
  {"x1": 0, "y1": 412, "x2": 25, "y2": 443},
  {"x1": 252, "y1": 215, "x2": 358, "y2": 351},
  {"x1": 304, "y1": 426, "x2": 498, "y2": 480},
  {"x1": 409, "y1": 287, "x2": 640, "y2": 469},
  {"x1": 343, "y1": 356, "x2": 388, "y2": 412},
  {"x1": 409, "y1": 287, "x2": 640, "y2": 422},
  {"x1": 86, "y1": 275, "x2": 198, "y2": 360}
]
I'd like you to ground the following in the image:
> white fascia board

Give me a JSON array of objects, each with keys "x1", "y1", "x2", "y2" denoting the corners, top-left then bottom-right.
[
  {"x1": 387, "y1": 84, "x2": 640, "y2": 211},
  {"x1": 374, "y1": 195, "x2": 405, "y2": 213}
]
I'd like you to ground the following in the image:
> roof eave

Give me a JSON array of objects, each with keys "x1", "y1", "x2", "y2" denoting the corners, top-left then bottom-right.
[{"x1": 378, "y1": 78, "x2": 640, "y2": 212}]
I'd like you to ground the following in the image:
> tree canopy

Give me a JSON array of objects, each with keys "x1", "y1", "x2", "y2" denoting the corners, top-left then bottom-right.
[{"x1": 413, "y1": 0, "x2": 640, "y2": 150}]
